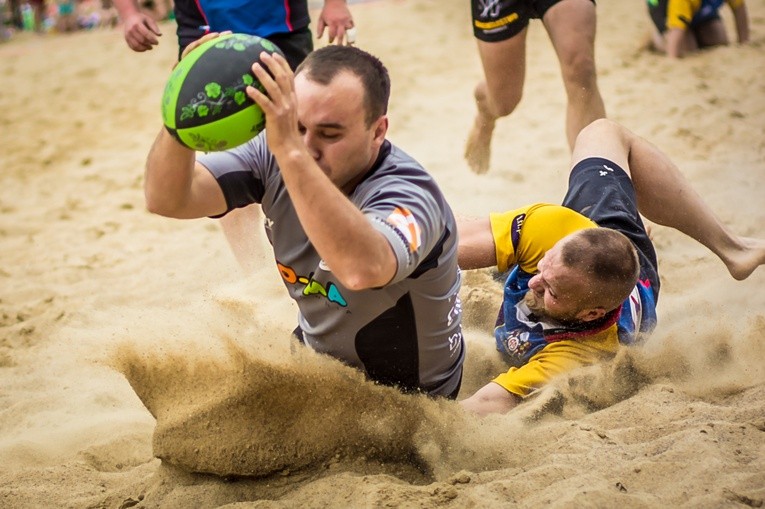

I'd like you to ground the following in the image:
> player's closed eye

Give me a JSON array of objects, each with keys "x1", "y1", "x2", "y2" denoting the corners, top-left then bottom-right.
[{"x1": 319, "y1": 131, "x2": 341, "y2": 140}]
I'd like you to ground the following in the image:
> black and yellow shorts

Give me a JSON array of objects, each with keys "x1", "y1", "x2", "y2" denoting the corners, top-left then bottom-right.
[{"x1": 471, "y1": 0, "x2": 592, "y2": 42}]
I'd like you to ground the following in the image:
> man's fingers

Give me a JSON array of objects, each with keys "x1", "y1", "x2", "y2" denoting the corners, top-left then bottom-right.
[
  {"x1": 249, "y1": 52, "x2": 294, "y2": 111},
  {"x1": 135, "y1": 22, "x2": 159, "y2": 45},
  {"x1": 127, "y1": 31, "x2": 153, "y2": 51},
  {"x1": 250, "y1": 61, "x2": 279, "y2": 105},
  {"x1": 271, "y1": 51, "x2": 292, "y2": 76},
  {"x1": 255, "y1": 51, "x2": 291, "y2": 86},
  {"x1": 333, "y1": 26, "x2": 346, "y2": 45},
  {"x1": 246, "y1": 83, "x2": 271, "y2": 113},
  {"x1": 180, "y1": 31, "x2": 227, "y2": 60},
  {"x1": 144, "y1": 17, "x2": 161, "y2": 36},
  {"x1": 181, "y1": 31, "x2": 232, "y2": 58},
  {"x1": 326, "y1": 23, "x2": 355, "y2": 46},
  {"x1": 345, "y1": 26, "x2": 357, "y2": 45}
]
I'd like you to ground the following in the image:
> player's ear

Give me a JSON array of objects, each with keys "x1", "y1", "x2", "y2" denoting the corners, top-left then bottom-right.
[
  {"x1": 372, "y1": 115, "x2": 388, "y2": 143},
  {"x1": 576, "y1": 307, "x2": 606, "y2": 322}
]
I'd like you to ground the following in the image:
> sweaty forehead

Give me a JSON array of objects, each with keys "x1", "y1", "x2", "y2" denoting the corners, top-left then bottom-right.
[{"x1": 295, "y1": 72, "x2": 366, "y2": 126}]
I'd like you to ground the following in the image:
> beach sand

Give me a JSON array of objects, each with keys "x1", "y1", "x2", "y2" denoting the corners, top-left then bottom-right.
[{"x1": 1, "y1": 0, "x2": 764, "y2": 507}]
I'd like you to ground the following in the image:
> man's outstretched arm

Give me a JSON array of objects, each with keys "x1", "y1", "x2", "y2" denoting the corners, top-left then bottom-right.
[
  {"x1": 457, "y1": 216, "x2": 497, "y2": 270},
  {"x1": 732, "y1": 2, "x2": 750, "y2": 44},
  {"x1": 460, "y1": 382, "x2": 521, "y2": 416}
]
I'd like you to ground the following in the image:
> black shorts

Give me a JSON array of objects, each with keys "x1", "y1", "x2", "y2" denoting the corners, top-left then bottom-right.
[
  {"x1": 647, "y1": 0, "x2": 671, "y2": 33},
  {"x1": 264, "y1": 27, "x2": 314, "y2": 71},
  {"x1": 561, "y1": 157, "x2": 660, "y2": 294},
  {"x1": 177, "y1": 26, "x2": 313, "y2": 71},
  {"x1": 292, "y1": 325, "x2": 462, "y2": 400},
  {"x1": 472, "y1": 0, "x2": 594, "y2": 42}
]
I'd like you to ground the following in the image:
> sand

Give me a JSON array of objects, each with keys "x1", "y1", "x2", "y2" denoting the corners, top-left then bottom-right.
[{"x1": 1, "y1": 0, "x2": 764, "y2": 507}]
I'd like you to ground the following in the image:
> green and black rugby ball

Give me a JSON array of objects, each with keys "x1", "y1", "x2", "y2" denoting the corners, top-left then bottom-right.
[{"x1": 161, "y1": 33, "x2": 283, "y2": 152}]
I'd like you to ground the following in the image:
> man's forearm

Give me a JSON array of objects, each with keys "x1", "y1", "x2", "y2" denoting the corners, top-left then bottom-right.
[
  {"x1": 733, "y1": 5, "x2": 750, "y2": 43},
  {"x1": 460, "y1": 382, "x2": 521, "y2": 416},
  {"x1": 276, "y1": 148, "x2": 396, "y2": 290},
  {"x1": 665, "y1": 28, "x2": 685, "y2": 58}
]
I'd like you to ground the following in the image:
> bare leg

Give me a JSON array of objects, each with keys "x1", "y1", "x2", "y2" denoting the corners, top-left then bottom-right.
[
  {"x1": 649, "y1": 27, "x2": 666, "y2": 53},
  {"x1": 627, "y1": 132, "x2": 764, "y2": 280},
  {"x1": 543, "y1": 0, "x2": 606, "y2": 150},
  {"x1": 219, "y1": 204, "x2": 266, "y2": 275},
  {"x1": 464, "y1": 82, "x2": 497, "y2": 175},
  {"x1": 465, "y1": 30, "x2": 527, "y2": 174},
  {"x1": 572, "y1": 119, "x2": 765, "y2": 280},
  {"x1": 694, "y1": 18, "x2": 729, "y2": 48}
]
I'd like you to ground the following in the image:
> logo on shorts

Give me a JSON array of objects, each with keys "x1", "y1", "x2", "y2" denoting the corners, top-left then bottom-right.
[
  {"x1": 447, "y1": 296, "x2": 462, "y2": 327},
  {"x1": 599, "y1": 164, "x2": 614, "y2": 177},
  {"x1": 478, "y1": 0, "x2": 502, "y2": 17}
]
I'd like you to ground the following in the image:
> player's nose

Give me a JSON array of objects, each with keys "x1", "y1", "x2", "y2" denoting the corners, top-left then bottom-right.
[
  {"x1": 528, "y1": 274, "x2": 542, "y2": 292},
  {"x1": 302, "y1": 132, "x2": 321, "y2": 160}
]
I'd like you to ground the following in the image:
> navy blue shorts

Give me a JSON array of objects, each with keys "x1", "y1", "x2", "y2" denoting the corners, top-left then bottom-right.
[{"x1": 561, "y1": 157, "x2": 660, "y2": 297}]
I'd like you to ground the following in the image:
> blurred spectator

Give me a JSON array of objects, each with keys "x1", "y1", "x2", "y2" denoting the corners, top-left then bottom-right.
[
  {"x1": 1, "y1": 0, "x2": 11, "y2": 39},
  {"x1": 55, "y1": 0, "x2": 76, "y2": 31}
]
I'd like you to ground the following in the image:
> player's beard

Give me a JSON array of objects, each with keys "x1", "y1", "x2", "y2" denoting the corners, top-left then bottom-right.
[
  {"x1": 523, "y1": 290, "x2": 548, "y2": 319},
  {"x1": 522, "y1": 289, "x2": 579, "y2": 324}
]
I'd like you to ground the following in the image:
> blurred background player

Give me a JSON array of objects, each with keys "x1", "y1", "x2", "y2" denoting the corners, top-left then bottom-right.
[
  {"x1": 464, "y1": 0, "x2": 606, "y2": 175},
  {"x1": 647, "y1": 0, "x2": 749, "y2": 58}
]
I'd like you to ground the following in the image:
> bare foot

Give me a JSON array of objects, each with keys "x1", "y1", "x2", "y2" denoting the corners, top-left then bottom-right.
[
  {"x1": 724, "y1": 237, "x2": 765, "y2": 281},
  {"x1": 464, "y1": 86, "x2": 497, "y2": 175},
  {"x1": 464, "y1": 113, "x2": 495, "y2": 175}
]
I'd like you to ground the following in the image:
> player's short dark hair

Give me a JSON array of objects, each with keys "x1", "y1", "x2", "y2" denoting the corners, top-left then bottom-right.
[
  {"x1": 296, "y1": 46, "x2": 390, "y2": 127},
  {"x1": 561, "y1": 228, "x2": 640, "y2": 311}
]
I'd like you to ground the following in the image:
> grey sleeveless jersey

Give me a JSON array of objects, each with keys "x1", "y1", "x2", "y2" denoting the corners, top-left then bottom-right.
[{"x1": 199, "y1": 135, "x2": 464, "y2": 397}]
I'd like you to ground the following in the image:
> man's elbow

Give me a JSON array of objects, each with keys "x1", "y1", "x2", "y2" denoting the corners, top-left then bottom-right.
[
  {"x1": 144, "y1": 187, "x2": 184, "y2": 218},
  {"x1": 333, "y1": 247, "x2": 396, "y2": 291},
  {"x1": 337, "y1": 264, "x2": 392, "y2": 291}
]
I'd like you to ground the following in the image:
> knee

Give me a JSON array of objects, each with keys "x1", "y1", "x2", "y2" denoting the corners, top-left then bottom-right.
[
  {"x1": 493, "y1": 91, "x2": 523, "y2": 118},
  {"x1": 576, "y1": 118, "x2": 619, "y2": 142},
  {"x1": 559, "y1": 52, "x2": 598, "y2": 90},
  {"x1": 477, "y1": 81, "x2": 523, "y2": 118}
]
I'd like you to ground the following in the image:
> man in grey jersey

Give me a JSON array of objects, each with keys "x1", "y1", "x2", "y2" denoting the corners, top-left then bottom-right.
[{"x1": 144, "y1": 41, "x2": 465, "y2": 398}]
